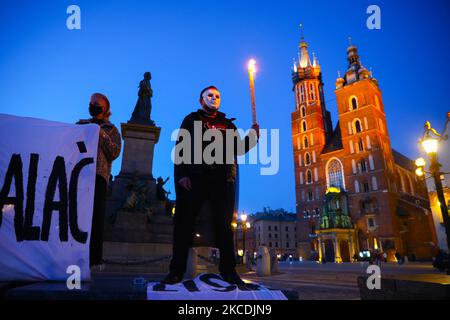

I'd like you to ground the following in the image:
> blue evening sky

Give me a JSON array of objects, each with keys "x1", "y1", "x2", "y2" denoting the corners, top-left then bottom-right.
[{"x1": 1, "y1": 0, "x2": 449, "y2": 214}]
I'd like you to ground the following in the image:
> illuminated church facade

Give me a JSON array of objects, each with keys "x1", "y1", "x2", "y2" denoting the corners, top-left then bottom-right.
[{"x1": 291, "y1": 33, "x2": 438, "y2": 262}]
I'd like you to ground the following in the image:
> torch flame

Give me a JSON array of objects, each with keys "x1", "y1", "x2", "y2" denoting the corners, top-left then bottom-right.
[{"x1": 248, "y1": 59, "x2": 256, "y2": 73}]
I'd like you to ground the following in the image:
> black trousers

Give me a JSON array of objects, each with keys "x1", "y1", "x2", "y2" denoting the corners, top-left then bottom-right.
[
  {"x1": 90, "y1": 175, "x2": 107, "y2": 266},
  {"x1": 170, "y1": 173, "x2": 236, "y2": 275}
]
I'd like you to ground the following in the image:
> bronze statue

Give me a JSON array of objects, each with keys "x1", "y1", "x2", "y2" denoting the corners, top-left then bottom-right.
[
  {"x1": 156, "y1": 176, "x2": 170, "y2": 201},
  {"x1": 129, "y1": 72, "x2": 154, "y2": 125}
]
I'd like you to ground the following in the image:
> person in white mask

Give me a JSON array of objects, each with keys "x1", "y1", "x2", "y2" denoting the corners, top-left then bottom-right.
[{"x1": 162, "y1": 86, "x2": 259, "y2": 285}]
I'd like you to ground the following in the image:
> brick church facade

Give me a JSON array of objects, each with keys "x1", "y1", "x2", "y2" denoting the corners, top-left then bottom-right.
[{"x1": 291, "y1": 33, "x2": 438, "y2": 262}]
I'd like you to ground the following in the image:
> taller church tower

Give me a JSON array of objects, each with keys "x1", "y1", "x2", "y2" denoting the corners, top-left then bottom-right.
[{"x1": 291, "y1": 28, "x2": 332, "y2": 258}]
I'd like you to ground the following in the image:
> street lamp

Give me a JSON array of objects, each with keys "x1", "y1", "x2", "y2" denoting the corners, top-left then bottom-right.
[{"x1": 416, "y1": 114, "x2": 450, "y2": 271}]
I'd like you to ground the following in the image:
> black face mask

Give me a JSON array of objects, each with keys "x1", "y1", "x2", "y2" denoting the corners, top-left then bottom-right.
[{"x1": 89, "y1": 103, "x2": 103, "y2": 117}]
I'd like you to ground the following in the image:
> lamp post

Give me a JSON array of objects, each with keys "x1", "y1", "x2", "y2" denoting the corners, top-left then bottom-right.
[
  {"x1": 240, "y1": 213, "x2": 250, "y2": 264},
  {"x1": 231, "y1": 221, "x2": 238, "y2": 256},
  {"x1": 416, "y1": 114, "x2": 450, "y2": 265}
]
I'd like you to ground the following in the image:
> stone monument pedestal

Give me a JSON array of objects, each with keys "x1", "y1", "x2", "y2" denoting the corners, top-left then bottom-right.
[{"x1": 104, "y1": 121, "x2": 174, "y2": 272}]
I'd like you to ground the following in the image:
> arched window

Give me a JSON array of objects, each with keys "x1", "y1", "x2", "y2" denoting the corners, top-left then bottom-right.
[
  {"x1": 301, "y1": 105, "x2": 306, "y2": 118},
  {"x1": 305, "y1": 152, "x2": 311, "y2": 166},
  {"x1": 350, "y1": 96, "x2": 358, "y2": 110},
  {"x1": 301, "y1": 120, "x2": 307, "y2": 132},
  {"x1": 354, "y1": 119, "x2": 362, "y2": 133},
  {"x1": 306, "y1": 169, "x2": 313, "y2": 184},
  {"x1": 303, "y1": 136, "x2": 309, "y2": 148},
  {"x1": 326, "y1": 159, "x2": 345, "y2": 189},
  {"x1": 359, "y1": 159, "x2": 367, "y2": 173},
  {"x1": 358, "y1": 138, "x2": 364, "y2": 152},
  {"x1": 300, "y1": 84, "x2": 305, "y2": 103},
  {"x1": 309, "y1": 83, "x2": 315, "y2": 100}
]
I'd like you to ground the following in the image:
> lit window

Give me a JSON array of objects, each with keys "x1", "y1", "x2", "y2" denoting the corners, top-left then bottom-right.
[
  {"x1": 327, "y1": 159, "x2": 345, "y2": 189},
  {"x1": 301, "y1": 120, "x2": 307, "y2": 132}
]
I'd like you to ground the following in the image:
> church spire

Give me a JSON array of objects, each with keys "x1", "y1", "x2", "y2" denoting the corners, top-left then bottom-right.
[{"x1": 298, "y1": 23, "x2": 311, "y2": 68}]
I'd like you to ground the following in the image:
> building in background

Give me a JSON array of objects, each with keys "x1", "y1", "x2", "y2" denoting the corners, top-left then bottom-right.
[
  {"x1": 238, "y1": 208, "x2": 298, "y2": 260},
  {"x1": 291, "y1": 32, "x2": 438, "y2": 262}
]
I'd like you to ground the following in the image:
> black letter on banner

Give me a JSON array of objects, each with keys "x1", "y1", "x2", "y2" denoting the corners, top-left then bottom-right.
[
  {"x1": 0, "y1": 154, "x2": 24, "y2": 241},
  {"x1": 41, "y1": 156, "x2": 69, "y2": 242},
  {"x1": 199, "y1": 273, "x2": 236, "y2": 292},
  {"x1": 24, "y1": 154, "x2": 41, "y2": 240},
  {"x1": 183, "y1": 280, "x2": 200, "y2": 292},
  {"x1": 69, "y1": 157, "x2": 94, "y2": 243}
]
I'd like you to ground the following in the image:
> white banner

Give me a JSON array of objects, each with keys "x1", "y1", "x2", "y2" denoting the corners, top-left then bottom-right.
[
  {"x1": 147, "y1": 273, "x2": 287, "y2": 300},
  {"x1": 0, "y1": 114, "x2": 98, "y2": 281}
]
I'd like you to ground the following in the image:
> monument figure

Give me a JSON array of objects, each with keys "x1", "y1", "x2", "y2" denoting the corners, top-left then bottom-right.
[{"x1": 129, "y1": 71, "x2": 154, "y2": 125}]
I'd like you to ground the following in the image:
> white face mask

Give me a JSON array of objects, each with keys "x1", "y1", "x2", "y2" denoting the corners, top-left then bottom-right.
[{"x1": 202, "y1": 89, "x2": 221, "y2": 111}]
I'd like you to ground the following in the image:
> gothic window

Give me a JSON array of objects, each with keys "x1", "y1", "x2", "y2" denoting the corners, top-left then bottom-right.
[
  {"x1": 308, "y1": 191, "x2": 313, "y2": 201},
  {"x1": 305, "y1": 152, "x2": 311, "y2": 166},
  {"x1": 350, "y1": 96, "x2": 358, "y2": 110},
  {"x1": 327, "y1": 159, "x2": 345, "y2": 189},
  {"x1": 354, "y1": 120, "x2": 362, "y2": 133},
  {"x1": 358, "y1": 138, "x2": 364, "y2": 152},
  {"x1": 301, "y1": 120, "x2": 307, "y2": 132},
  {"x1": 360, "y1": 159, "x2": 367, "y2": 173},
  {"x1": 303, "y1": 136, "x2": 309, "y2": 148},
  {"x1": 301, "y1": 105, "x2": 306, "y2": 118},
  {"x1": 306, "y1": 169, "x2": 313, "y2": 184},
  {"x1": 300, "y1": 84, "x2": 305, "y2": 102},
  {"x1": 309, "y1": 83, "x2": 315, "y2": 100}
]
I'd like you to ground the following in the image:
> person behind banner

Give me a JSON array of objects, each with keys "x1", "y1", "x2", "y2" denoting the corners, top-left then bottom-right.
[
  {"x1": 77, "y1": 93, "x2": 121, "y2": 269},
  {"x1": 161, "y1": 86, "x2": 259, "y2": 285}
]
